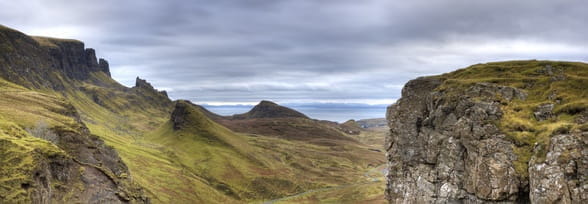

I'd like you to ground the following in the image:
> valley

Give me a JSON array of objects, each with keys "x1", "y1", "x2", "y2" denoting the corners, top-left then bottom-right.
[{"x1": 0, "y1": 24, "x2": 388, "y2": 203}]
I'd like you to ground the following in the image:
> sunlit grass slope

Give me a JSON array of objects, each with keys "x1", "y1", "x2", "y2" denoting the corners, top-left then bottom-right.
[
  {"x1": 434, "y1": 60, "x2": 588, "y2": 177},
  {"x1": 57, "y1": 74, "x2": 237, "y2": 203},
  {"x1": 57, "y1": 74, "x2": 384, "y2": 202},
  {"x1": 0, "y1": 24, "x2": 387, "y2": 203},
  {"x1": 144, "y1": 101, "x2": 385, "y2": 202},
  {"x1": 0, "y1": 79, "x2": 68, "y2": 202}
]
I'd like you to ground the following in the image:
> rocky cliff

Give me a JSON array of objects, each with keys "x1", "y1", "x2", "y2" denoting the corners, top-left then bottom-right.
[
  {"x1": 0, "y1": 25, "x2": 111, "y2": 89},
  {"x1": 385, "y1": 61, "x2": 587, "y2": 203},
  {"x1": 0, "y1": 25, "x2": 150, "y2": 203}
]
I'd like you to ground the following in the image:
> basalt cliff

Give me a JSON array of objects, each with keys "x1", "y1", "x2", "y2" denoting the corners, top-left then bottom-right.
[{"x1": 386, "y1": 61, "x2": 587, "y2": 203}]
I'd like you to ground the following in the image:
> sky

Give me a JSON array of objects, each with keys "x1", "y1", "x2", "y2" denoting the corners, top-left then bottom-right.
[{"x1": 1, "y1": 0, "x2": 587, "y2": 106}]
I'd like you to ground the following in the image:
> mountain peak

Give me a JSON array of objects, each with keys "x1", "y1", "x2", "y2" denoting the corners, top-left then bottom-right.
[
  {"x1": 233, "y1": 100, "x2": 308, "y2": 119},
  {"x1": 258, "y1": 100, "x2": 278, "y2": 106}
]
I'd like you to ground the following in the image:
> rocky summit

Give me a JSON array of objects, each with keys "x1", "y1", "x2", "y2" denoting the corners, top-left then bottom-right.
[{"x1": 385, "y1": 61, "x2": 587, "y2": 203}]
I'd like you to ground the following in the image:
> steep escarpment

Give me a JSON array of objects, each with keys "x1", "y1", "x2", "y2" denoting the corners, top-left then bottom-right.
[
  {"x1": 0, "y1": 25, "x2": 155, "y2": 203},
  {"x1": 0, "y1": 25, "x2": 111, "y2": 89},
  {"x1": 386, "y1": 60, "x2": 587, "y2": 203}
]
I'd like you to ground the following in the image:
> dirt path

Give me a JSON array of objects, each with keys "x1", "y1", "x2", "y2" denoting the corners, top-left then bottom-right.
[{"x1": 262, "y1": 164, "x2": 387, "y2": 204}]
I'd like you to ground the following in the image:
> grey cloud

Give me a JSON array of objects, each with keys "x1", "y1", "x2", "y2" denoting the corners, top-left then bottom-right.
[{"x1": 1, "y1": 0, "x2": 587, "y2": 105}]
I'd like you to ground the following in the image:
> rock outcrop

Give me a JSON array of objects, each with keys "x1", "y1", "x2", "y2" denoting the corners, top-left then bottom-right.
[
  {"x1": 131, "y1": 77, "x2": 172, "y2": 108},
  {"x1": 0, "y1": 25, "x2": 151, "y2": 203},
  {"x1": 0, "y1": 25, "x2": 111, "y2": 89},
  {"x1": 386, "y1": 61, "x2": 588, "y2": 203}
]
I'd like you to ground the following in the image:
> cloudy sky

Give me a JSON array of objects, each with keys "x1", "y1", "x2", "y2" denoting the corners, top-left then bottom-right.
[{"x1": 1, "y1": 0, "x2": 587, "y2": 105}]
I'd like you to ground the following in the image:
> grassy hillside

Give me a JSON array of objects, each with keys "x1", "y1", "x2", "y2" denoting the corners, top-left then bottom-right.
[
  {"x1": 143, "y1": 101, "x2": 385, "y2": 202},
  {"x1": 0, "y1": 24, "x2": 387, "y2": 203},
  {"x1": 433, "y1": 60, "x2": 588, "y2": 177},
  {"x1": 0, "y1": 77, "x2": 147, "y2": 203},
  {"x1": 0, "y1": 79, "x2": 69, "y2": 202}
]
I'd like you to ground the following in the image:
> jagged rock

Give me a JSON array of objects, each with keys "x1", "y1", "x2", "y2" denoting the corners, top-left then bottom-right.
[
  {"x1": 132, "y1": 77, "x2": 172, "y2": 107},
  {"x1": 386, "y1": 77, "x2": 527, "y2": 203},
  {"x1": 386, "y1": 64, "x2": 588, "y2": 203},
  {"x1": 534, "y1": 103, "x2": 555, "y2": 121},
  {"x1": 135, "y1": 77, "x2": 154, "y2": 89},
  {"x1": 0, "y1": 25, "x2": 111, "y2": 89},
  {"x1": 98, "y1": 58, "x2": 111, "y2": 77},
  {"x1": 171, "y1": 101, "x2": 189, "y2": 130},
  {"x1": 529, "y1": 133, "x2": 588, "y2": 203},
  {"x1": 0, "y1": 25, "x2": 149, "y2": 203},
  {"x1": 466, "y1": 82, "x2": 528, "y2": 101}
]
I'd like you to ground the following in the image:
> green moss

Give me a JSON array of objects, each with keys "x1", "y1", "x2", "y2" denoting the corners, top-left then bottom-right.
[
  {"x1": 0, "y1": 118, "x2": 67, "y2": 203},
  {"x1": 435, "y1": 60, "x2": 588, "y2": 178}
]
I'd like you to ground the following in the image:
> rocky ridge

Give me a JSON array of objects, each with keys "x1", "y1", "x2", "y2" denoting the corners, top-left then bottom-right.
[
  {"x1": 0, "y1": 24, "x2": 149, "y2": 203},
  {"x1": 0, "y1": 25, "x2": 111, "y2": 89}
]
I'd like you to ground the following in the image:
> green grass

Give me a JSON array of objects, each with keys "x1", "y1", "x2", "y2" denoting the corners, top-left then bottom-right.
[
  {"x1": 143, "y1": 101, "x2": 385, "y2": 202},
  {"x1": 0, "y1": 80, "x2": 74, "y2": 203},
  {"x1": 272, "y1": 165, "x2": 387, "y2": 204},
  {"x1": 42, "y1": 74, "x2": 386, "y2": 203},
  {"x1": 434, "y1": 60, "x2": 588, "y2": 177},
  {"x1": 0, "y1": 56, "x2": 386, "y2": 203}
]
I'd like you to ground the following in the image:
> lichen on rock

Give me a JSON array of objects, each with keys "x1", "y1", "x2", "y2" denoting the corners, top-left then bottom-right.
[{"x1": 386, "y1": 61, "x2": 588, "y2": 203}]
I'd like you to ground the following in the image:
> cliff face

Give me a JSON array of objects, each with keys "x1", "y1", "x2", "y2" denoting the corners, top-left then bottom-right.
[
  {"x1": 0, "y1": 25, "x2": 151, "y2": 203},
  {"x1": 385, "y1": 61, "x2": 587, "y2": 203},
  {"x1": 0, "y1": 25, "x2": 110, "y2": 89}
]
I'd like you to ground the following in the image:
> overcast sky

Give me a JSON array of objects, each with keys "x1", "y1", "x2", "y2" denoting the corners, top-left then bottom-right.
[{"x1": 1, "y1": 0, "x2": 587, "y2": 105}]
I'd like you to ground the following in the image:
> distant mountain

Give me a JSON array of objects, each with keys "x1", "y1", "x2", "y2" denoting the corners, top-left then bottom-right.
[
  {"x1": 356, "y1": 118, "x2": 387, "y2": 128},
  {"x1": 203, "y1": 100, "x2": 365, "y2": 144},
  {"x1": 232, "y1": 100, "x2": 309, "y2": 119}
]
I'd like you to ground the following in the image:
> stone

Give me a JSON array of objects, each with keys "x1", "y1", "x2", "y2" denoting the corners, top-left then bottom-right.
[
  {"x1": 385, "y1": 76, "x2": 586, "y2": 203},
  {"x1": 534, "y1": 103, "x2": 555, "y2": 121}
]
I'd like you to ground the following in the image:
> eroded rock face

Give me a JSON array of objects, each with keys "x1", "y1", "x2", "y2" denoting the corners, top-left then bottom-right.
[
  {"x1": 534, "y1": 103, "x2": 555, "y2": 121},
  {"x1": 529, "y1": 133, "x2": 588, "y2": 203},
  {"x1": 133, "y1": 77, "x2": 171, "y2": 105},
  {"x1": 0, "y1": 26, "x2": 111, "y2": 88},
  {"x1": 385, "y1": 77, "x2": 587, "y2": 203}
]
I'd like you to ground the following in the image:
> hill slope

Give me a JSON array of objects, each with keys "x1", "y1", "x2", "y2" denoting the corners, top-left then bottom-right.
[
  {"x1": 233, "y1": 100, "x2": 309, "y2": 119},
  {"x1": 146, "y1": 100, "x2": 385, "y2": 201},
  {"x1": 211, "y1": 101, "x2": 359, "y2": 144},
  {"x1": 0, "y1": 24, "x2": 386, "y2": 203},
  {"x1": 386, "y1": 60, "x2": 587, "y2": 203}
]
